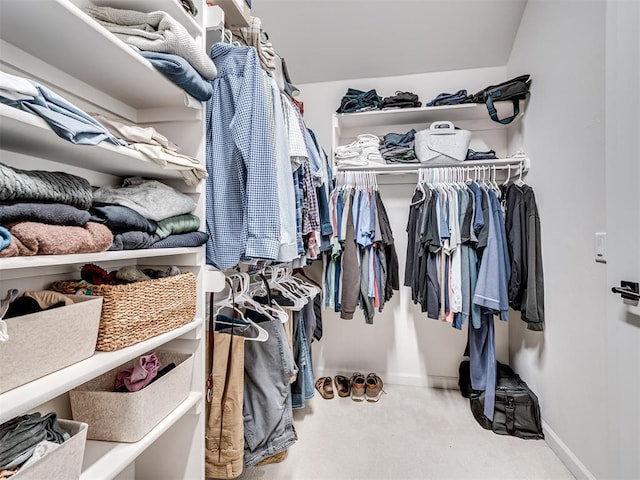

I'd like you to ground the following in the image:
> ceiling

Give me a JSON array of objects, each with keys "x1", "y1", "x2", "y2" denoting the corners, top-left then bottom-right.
[{"x1": 252, "y1": 0, "x2": 527, "y2": 85}]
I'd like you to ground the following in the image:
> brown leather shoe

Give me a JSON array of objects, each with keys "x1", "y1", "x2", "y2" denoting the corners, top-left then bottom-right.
[
  {"x1": 365, "y1": 373, "x2": 384, "y2": 402},
  {"x1": 350, "y1": 372, "x2": 366, "y2": 402},
  {"x1": 334, "y1": 375, "x2": 351, "y2": 397},
  {"x1": 314, "y1": 376, "x2": 334, "y2": 399}
]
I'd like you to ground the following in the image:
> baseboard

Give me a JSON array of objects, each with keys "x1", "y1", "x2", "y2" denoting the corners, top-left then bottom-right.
[
  {"x1": 314, "y1": 369, "x2": 459, "y2": 390},
  {"x1": 542, "y1": 420, "x2": 596, "y2": 480}
]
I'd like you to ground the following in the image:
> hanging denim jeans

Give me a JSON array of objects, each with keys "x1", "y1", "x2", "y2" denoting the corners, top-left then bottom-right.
[
  {"x1": 243, "y1": 310, "x2": 297, "y2": 467},
  {"x1": 291, "y1": 308, "x2": 315, "y2": 408}
]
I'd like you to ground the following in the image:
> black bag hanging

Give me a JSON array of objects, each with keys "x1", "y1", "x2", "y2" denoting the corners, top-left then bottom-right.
[
  {"x1": 460, "y1": 360, "x2": 544, "y2": 440},
  {"x1": 470, "y1": 74, "x2": 532, "y2": 125}
]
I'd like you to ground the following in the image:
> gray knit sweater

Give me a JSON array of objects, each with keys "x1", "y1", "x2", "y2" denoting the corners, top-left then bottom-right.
[
  {"x1": 0, "y1": 163, "x2": 93, "y2": 210},
  {"x1": 92, "y1": 177, "x2": 196, "y2": 222},
  {"x1": 85, "y1": 6, "x2": 216, "y2": 79}
]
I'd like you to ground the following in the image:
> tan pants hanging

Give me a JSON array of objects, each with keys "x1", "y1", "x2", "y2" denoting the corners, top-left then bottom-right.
[{"x1": 205, "y1": 332, "x2": 245, "y2": 479}]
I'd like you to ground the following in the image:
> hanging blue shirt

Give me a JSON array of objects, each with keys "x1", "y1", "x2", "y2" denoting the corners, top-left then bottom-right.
[{"x1": 205, "y1": 44, "x2": 279, "y2": 269}]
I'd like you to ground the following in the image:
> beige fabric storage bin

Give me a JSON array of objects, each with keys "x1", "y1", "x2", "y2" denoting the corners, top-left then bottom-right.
[
  {"x1": 13, "y1": 419, "x2": 88, "y2": 480},
  {"x1": 69, "y1": 351, "x2": 193, "y2": 442},
  {"x1": 0, "y1": 296, "x2": 102, "y2": 393}
]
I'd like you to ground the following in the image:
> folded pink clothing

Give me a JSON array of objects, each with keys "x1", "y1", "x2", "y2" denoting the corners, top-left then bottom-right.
[
  {"x1": 115, "y1": 353, "x2": 160, "y2": 392},
  {"x1": 2, "y1": 221, "x2": 113, "y2": 256}
]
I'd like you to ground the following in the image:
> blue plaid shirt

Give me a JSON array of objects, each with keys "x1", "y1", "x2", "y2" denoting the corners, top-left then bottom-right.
[{"x1": 205, "y1": 44, "x2": 280, "y2": 269}]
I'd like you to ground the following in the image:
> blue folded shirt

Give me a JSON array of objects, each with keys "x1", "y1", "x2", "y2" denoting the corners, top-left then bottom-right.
[
  {"x1": 0, "y1": 79, "x2": 126, "y2": 146},
  {"x1": 139, "y1": 51, "x2": 213, "y2": 102}
]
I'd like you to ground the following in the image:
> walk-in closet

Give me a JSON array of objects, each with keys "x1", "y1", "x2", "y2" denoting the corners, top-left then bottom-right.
[{"x1": 0, "y1": 1, "x2": 638, "y2": 479}]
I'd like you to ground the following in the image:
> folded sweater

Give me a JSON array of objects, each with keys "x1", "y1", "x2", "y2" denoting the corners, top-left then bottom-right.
[
  {"x1": 90, "y1": 203, "x2": 157, "y2": 234},
  {"x1": 150, "y1": 231, "x2": 208, "y2": 249},
  {"x1": 0, "y1": 202, "x2": 91, "y2": 226},
  {"x1": 92, "y1": 177, "x2": 196, "y2": 221},
  {"x1": 85, "y1": 6, "x2": 216, "y2": 79},
  {"x1": 155, "y1": 214, "x2": 199, "y2": 239},
  {"x1": 0, "y1": 222, "x2": 113, "y2": 257},
  {"x1": 0, "y1": 163, "x2": 93, "y2": 210}
]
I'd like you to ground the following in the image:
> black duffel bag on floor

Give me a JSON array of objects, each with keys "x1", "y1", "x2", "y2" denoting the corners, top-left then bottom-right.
[{"x1": 459, "y1": 360, "x2": 544, "y2": 440}]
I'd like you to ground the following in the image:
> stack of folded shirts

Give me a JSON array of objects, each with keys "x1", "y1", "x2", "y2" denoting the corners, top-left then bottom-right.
[
  {"x1": 0, "y1": 163, "x2": 113, "y2": 258},
  {"x1": 0, "y1": 71, "x2": 125, "y2": 147},
  {"x1": 334, "y1": 134, "x2": 384, "y2": 167},
  {"x1": 379, "y1": 129, "x2": 418, "y2": 164},
  {"x1": 92, "y1": 177, "x2": 207, "y2": 250},
  {"x1": 91, "y1": 113, "x2": 208, "y2": 186},
  {"x1": 380, "y1": 91, "x2": 421, "y2": 109}
]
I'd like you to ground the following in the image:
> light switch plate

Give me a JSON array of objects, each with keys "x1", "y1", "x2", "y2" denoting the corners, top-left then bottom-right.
[{"x1": 595, "y1": 232, "x2": 607, "y2": 263}]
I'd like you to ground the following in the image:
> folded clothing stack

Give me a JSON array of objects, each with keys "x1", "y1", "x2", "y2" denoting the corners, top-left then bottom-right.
[
  {"x1": 334, "y1": 134, "x2": 384, "y2": 167},
  {"x1": 0, "y1": 412, "x2": 70, "y2": 476},
  {"x1": 0, "y1": 71, "x2": 125, "y2": 147},
  {"x1": 336, "y1": 88, "x2": 382, "y2": 114},
  {"x1": 84, "y1": 6, "x2": 216, "y2": 81},
  {"x1": 380, "y1": 91, "x2": 421, "y2": 109},
  {"x1": 0, "y1": 163, "x2": 113, "y2": 258},
  {"x1": 92, "y1": 177, "x2": 207, "y2": 250},
  {"x1": 379, "y1": 129, "x2": 418, "y2": 164},
  {"x1": 90, "y1": 113, "x2": 208, "y2": 186},
  {"x1": 426, "y1": 89, "x2": 471, "y2": 107}
]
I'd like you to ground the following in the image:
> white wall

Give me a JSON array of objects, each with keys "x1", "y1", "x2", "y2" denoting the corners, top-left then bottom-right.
[
  {"x1": 605, "y1": 1, "x2": 639, "y2": 478},
  {"x1": 299, "y1": 67, "x2": 515, "y2": 385},
  {"x1": 506, "y1": 1, "x2": 608, "y2": 478}
]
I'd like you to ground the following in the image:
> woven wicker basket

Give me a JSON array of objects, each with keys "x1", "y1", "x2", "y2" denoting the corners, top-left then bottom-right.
[{"x1": 49, "y1": 273, "x2": 196, "y2": 351}]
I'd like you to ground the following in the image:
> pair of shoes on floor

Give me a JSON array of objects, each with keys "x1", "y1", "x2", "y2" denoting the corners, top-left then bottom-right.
[
  {"x1": 314, "y1": 375, "x2": 354, "y2": 400},
  {"x1": 350, "y1": 372, "x2": 385, "y2": 402},
  {"x1": 315, "y1": 373, "x2": 384, "y2": 402}
]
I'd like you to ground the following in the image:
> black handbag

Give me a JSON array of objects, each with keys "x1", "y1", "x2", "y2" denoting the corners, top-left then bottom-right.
[
  {"x1": 460, "y1": 360, "x2": 544, "y2": 440},
  {"x1": 470, "y1": 74, "x2": 532, "y2": 125}
]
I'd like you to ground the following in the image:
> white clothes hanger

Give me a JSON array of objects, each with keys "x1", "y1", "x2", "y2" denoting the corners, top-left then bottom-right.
[{"x1": 214, "y1": 276, "x2": 269, "y2": 341}]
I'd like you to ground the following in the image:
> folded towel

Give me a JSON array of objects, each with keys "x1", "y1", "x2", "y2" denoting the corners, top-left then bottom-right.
[
  {"x1": 150, "y1": 231, "x2": 208, "y2": 249},
  {"x1": 0, "y1": 202, "x2": 91, "y2": 226},
  {"x1": 92, "y1": 177, "x2": 196, "y2": 221},
  {"x1": 0, "y1": 163, "x2": 93, "y2": 210},
  {"x1": 85, "y1": 6, "x2": 216, "y2": 79},
  {"x1": 2, "y1": 222, "x2": 113, "y2": 257}
]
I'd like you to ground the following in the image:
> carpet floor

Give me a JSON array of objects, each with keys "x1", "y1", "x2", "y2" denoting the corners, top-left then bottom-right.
[{"x1": 234, "y1": 384, "x2": 574, "y2": 480}]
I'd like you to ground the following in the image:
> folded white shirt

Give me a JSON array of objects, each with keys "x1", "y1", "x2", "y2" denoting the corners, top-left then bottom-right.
[{"x1": 0, "y1": 70, "x2": 39, "y2": 101}]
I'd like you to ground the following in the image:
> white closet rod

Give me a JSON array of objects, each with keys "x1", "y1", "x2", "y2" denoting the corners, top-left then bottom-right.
[{"x1": 336, "y1": 156, "x2": 529, "y2": 175}]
